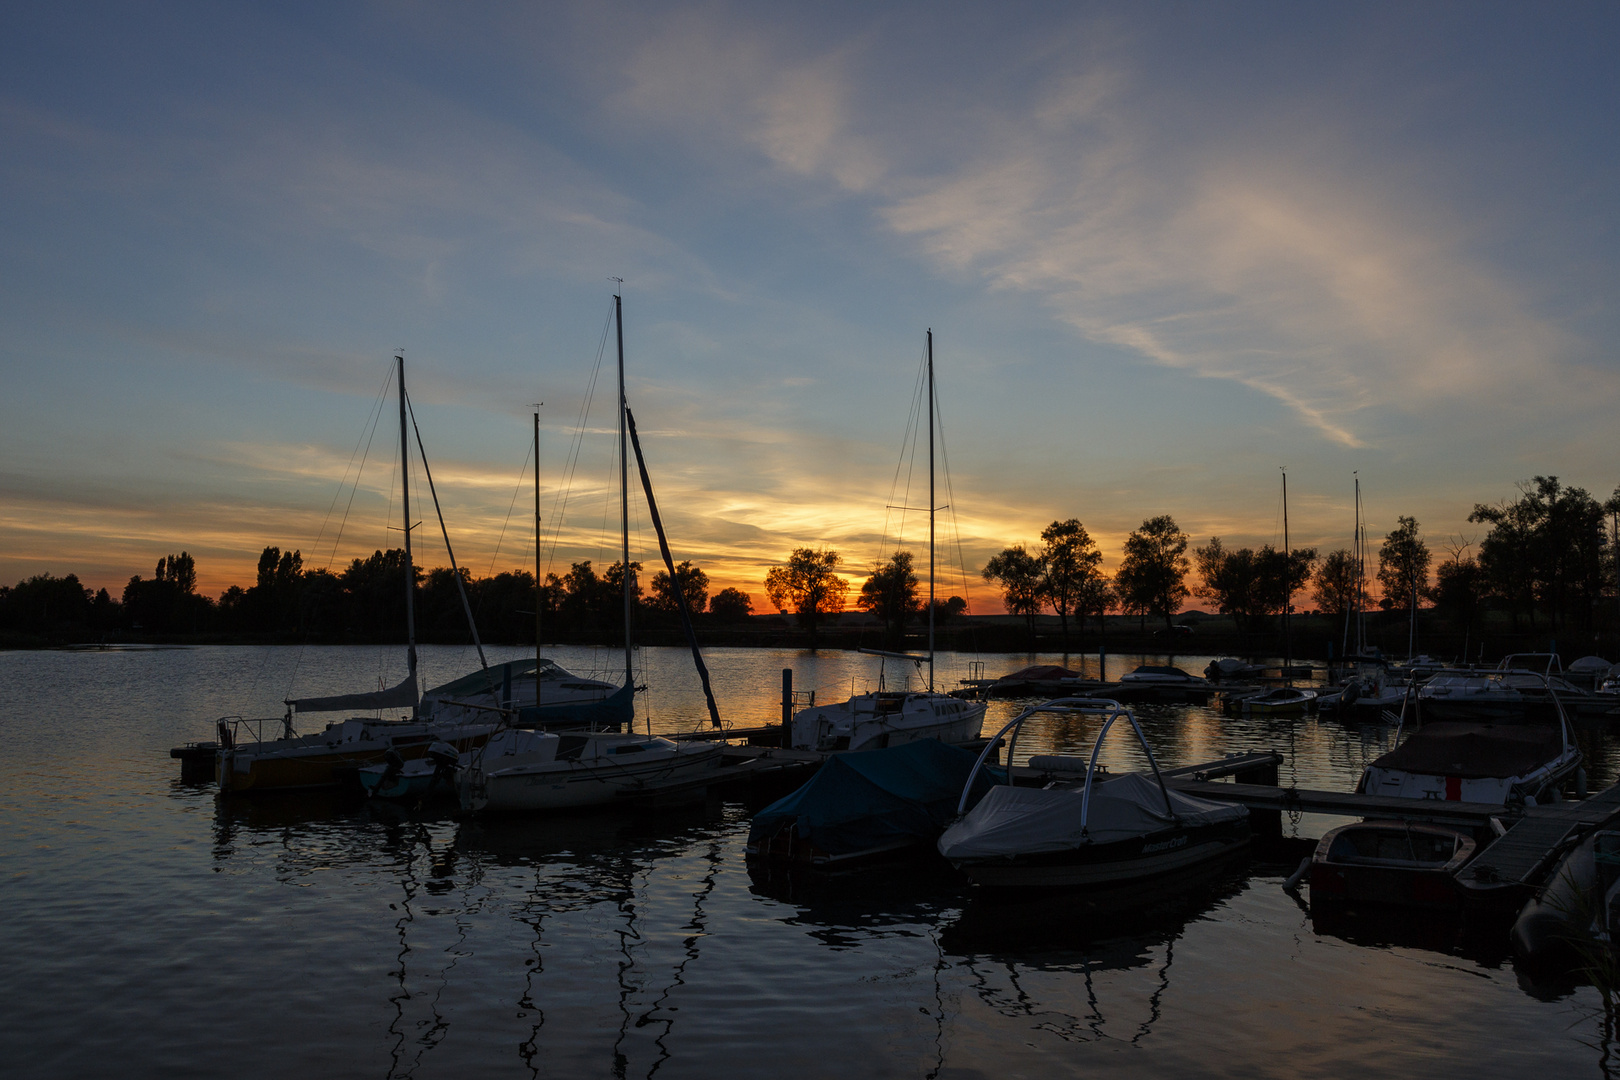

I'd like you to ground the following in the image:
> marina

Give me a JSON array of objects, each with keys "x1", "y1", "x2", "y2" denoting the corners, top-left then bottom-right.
[{"x1": 10, "y1": 642, "x2": 1620, "y2": 1077}]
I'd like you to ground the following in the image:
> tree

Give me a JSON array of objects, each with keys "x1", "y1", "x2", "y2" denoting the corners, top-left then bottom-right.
[
  {"x1": 1039, "y1": 519, "x2": 1104, "y2": 644},
  {"x1": 649, "y1": 560, "x2": 709, "y2": 616},
  {"x1": 856, "y1": 551, "x2": 920, "y2": 645},
  {"x1": 1195, "y1": 539, "x2": 1316, "y2": 635},
  {"x1": 1074, "y1": 575, "x2": 1116, "y2": 634},
  {"x1": 764, "y1": 548, "x2": 848, "y2": 645},
  {"x1": 1470, "y1": 476, "x2": 1609, "y2": 632},
  {"x1": 1312, "y1": 549, "x2": 1361, "y2": 617},
  {"x1": 1116, "y1": 516, "x2": 1191, "y2": 630},
  {"x1": 982, "y1": 545, "x2": 1047, "y2": 642},
  {"x1": 1433, "y1": 546, "x2": 1485, "y2": 639},
  {"x1": 708, "y1": 587, "x2": 754, "y2": 622},
  {"x1": 928, "y1": 595, "x2": 968, "y2": 624},
  {"x1": 1377, "y1": 516, "x2": 1431, "y2": 613}
]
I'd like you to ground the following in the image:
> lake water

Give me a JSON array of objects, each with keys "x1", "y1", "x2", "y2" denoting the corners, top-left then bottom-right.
[{"x1": 2, "y1": 643, "x2": 1615, "y2": 1078}]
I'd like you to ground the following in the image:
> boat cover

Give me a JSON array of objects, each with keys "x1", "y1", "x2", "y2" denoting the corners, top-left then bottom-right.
[
  {"x1": 938, "y1": 772, "x2": 1248, "y2": 859},
  {"x1": 995, "y1": 665, "x2": 1080, "y2": 683},
  {"x1": 1371, "y1": 721, "x2": 1566, "y2": 779},
  {"x1": 513, "y1": 680, "x2": 635, "y2": 728},
  {"x1": 748, "y1": 739, "x2": 1001, "y2": 856},
  {"x1": 286, "y1": 673, "x2": 418, "y2": 713},
  {"x1": 424, "y1": 658, "x2": 566, "y2": 700}
]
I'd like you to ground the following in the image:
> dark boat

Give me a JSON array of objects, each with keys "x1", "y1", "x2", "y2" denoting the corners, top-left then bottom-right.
[
  {"x1": 747, "y1": 738, "x2": 1001, "y2": 867},
  {"x1": 937, "y1": 698, "x2": 1250, "y2": 889},
  {"x1": 1308, "y1": 820, "x2": 1476, "y2": 910},
  {"x1": 1511, "y1": 827, "x2": 1620, "y2": 970}
]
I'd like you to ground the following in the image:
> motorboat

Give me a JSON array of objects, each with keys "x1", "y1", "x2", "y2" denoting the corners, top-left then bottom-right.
[
  {"x1": 1417, "y1": 660, "x2": 1612, "y2": 722},
  {"x1": 1308, "y1": 820, "x2": 1475, "y2": 910},
  {"x1": 1101, "y1": 665, "x2": 1215, "y2": 704},
  {"x1": 985, "y1": 664, "x2": 1085, "y2": 697},
  {"x1": 457, "y1": 728, "x2": 722, "y2": 812},
  {"x1": 937, "y1": 699, "x2": 1251, "y2": 889},
  {"x1": 1357, "y1": 681, "x2": 1581, "y2": 805},
  {"x1": 790, "y1": 331, "x2": 986, "y2": 752},
  {"x1": 1205, "y1": 658, "x2": 1265, "y2": 681},
  {"x1": 746, "y1": 738, "x2": 1000, "y2": 866},
  {"x1": 1565, "y1": 655, "x2": 1614, "y2": 691},
  {"x1": 1240, "y1": 686, "x2": 1318, "y2": 716}
]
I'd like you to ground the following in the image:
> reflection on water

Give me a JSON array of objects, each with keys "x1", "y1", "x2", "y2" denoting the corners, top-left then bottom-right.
[{"x1": 2, "y1": 645, "x2": 1617, "y2": 1078}]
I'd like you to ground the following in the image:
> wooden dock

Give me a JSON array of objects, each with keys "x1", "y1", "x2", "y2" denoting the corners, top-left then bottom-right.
[{"x1": 1457, "y1": 782, "x2": 1620, "y2": 895}]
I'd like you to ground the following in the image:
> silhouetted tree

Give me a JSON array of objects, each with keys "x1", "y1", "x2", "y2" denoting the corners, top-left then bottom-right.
[
  {"x1": 982, "y1": 545, "x2": 1046, "y2": 642},
  {"x1": 1116, "y1": 516, "x2": 1190, "y2": 631},
  {"x1": 1470, "y1": 476, "x2": 1608, "y2": 632},
  {"x1": 649, "y1": 561, "x2": 709, "y2": 617},
  {"x1": 1377, "y1": 516, "x2": 1431, "y2": 614},
  {"x1": 708, "y1": 587, "x2": 754, "y2": 622},
  {"x1": 1196, "y1": 538, "x2": 1316, "y2": 635},
  {"x1": 764, "y1": 548, "x2": 848, "y2": 646},
  {"x1": 857, "y1": 551, "x2": 920, "y2": 645},
  {"x1": 1312, "y1": 549, "x2": 1361, "y2": 617},
  {"x1": 1039, "y1": 519, "x2": 1104, "y2": 645}
]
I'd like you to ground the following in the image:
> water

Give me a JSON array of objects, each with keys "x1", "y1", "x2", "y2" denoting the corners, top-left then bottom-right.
[{"x1": 1, "y1": 644, "x2": 1615, "y2": 1077}]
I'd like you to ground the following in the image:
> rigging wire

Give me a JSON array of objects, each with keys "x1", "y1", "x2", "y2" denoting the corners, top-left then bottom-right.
[
  {"x1": 542, "y1": 298, "x2": 615, "y2": 579},
  {"x1": 486, "y1": 437, "x2": 535, "y2": 579}
]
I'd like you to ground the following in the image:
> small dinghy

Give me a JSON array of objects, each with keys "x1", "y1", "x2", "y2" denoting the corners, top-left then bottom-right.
[
  {"x1": 938, "y1": 699, "x2": 1250, "y2": 889},
  {"x1": 1241, "y1": 687, "x2": 1318, "y2": 716},
  {"x1": 1309, "y1": 821, "x2": 1475, "y2": 909},
  {"x1": 356, "y1": 741, "x2": 460, "y2": 800}
]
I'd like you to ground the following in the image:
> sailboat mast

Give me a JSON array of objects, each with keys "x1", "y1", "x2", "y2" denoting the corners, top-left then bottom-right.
[
  {"x1": 1281, "y1": 467, "x2": 1290, "y2": 678},
  {"x1": 615, "y1": 292, "x2": 633, "y2": 687},
  {"x1": 397, "y1": 355, "x2": 417, "y2": 715},
  {"x1": 544, "y1": 408, "x2": 550, "y2": 709},
  {"x1": 927, "y1": 329, "x2": 935, "y2": 692},
  {"x1": 534, "y1": 407, "x2": 542, "y2": 706}
]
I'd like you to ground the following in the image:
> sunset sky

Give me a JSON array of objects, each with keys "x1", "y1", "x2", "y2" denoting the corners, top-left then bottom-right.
[{"x1": 3, "y1": 2, "x2": 1618, "y2": 613}]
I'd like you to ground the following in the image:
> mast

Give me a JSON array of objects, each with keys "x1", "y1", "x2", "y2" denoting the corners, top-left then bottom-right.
[
  {"x1": 544, "y1": 404, "x2": 550, "y2": 709},
  {"x1": 397, "y1": 354, "x2": 417, "y2": 716},
  {"x1": 615, "y1": 290, "x2": 633, "y2": 688},
  {"x1": 1281, "y1": 467, "x2": 1290, "y2": 680},
  {"x1": 534, "y1": 406, "x2": 542, "y2": 707},
  {"x1": 927, "y1": 329, "x2": 935, "y2": 692}
]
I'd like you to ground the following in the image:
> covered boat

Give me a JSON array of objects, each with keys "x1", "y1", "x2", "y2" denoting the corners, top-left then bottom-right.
[
  {"x1": 1308, "y1": 821, "x2": 1475, "y2": 909},
  {"x1": 422, "y1": 659, "x2": 633, "y2": 730},
  {"x1": 1357, "y1": 691, "x2": 1581, "y2": 805},
  {"x1": 747, "y1": 738, "x2": 1001, "y2": 866},
  {"x1": 1240, "y1": 686, "x2": 1318, "y2": 715},
  {"x1": 938, "y1": 699, "x2": 1250, "y2": 889},
  {"x1": 1512, "y1": 828, "x2": 1620, "y2": 970}
]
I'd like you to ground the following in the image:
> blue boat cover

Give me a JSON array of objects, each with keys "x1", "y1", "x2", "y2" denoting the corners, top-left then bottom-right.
[
  {"x1": 514, "y1": 681, "x2": 636, "y2": 730},
  {"x1": 749, "y1": 738, "x2": 1003, "y2": 856}
]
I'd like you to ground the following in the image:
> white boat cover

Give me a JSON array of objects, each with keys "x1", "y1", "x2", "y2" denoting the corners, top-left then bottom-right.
[
  {"x1": 285, "y1": 673, "x2": 419, "y2": 713},
  {"x1": 938, "y1": 772, "x2": 1247, "y2": 859}
]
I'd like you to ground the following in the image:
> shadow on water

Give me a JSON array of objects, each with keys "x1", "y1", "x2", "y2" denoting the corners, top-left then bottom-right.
[{"x1": 744, "y1": 853, "x2": 971, "y2": 948}]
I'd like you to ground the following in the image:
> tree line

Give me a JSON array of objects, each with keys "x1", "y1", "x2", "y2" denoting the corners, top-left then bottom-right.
[
  {"x1": 0, "y1": 546, "x2": 757, "y2": 644},
  {"x1": 750, "y1": 475, "x2": 1620, "y2": 649}
]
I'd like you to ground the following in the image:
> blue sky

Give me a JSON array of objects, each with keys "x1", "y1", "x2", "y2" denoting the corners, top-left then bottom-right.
[{"x1": 3, "y1": 2, "x2": 1617, "y2": 610}]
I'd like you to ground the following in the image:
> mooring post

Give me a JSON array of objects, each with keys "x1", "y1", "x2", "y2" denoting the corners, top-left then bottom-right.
[
  {"x1": 781, "y1": 668, "x2": 794, "y2": 748},
  {"x1": 1234, "y1": 757, "x2": 1283, "y2": 839},
  {"x1": 1099, "y1": 644, "x2": 1107, "y2": 683}
]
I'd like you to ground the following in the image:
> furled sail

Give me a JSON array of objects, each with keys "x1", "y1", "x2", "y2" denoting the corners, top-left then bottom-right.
[{"x1": 285, "y1": 674, "x2": 419, "y2": 714}]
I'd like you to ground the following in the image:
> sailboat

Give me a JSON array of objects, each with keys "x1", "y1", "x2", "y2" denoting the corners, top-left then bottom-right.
[
  {"x1": 789, "y1": 330, "x2": 987, "y2": 752},
  {"x1": 1241, "y1": 469, "x2": 1316, "y2": 716},
  {"x1": 455, "y1": 291, "x2": 722, "y2": 813},
  {"x1": 417, "y1": 407, "x2": 635, "y2": 732},
  {"x1": 216, "y1": 356, "x2": 501, "y2": 793}
]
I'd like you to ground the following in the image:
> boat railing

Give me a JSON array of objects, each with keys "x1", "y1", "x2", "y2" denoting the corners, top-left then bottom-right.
[
  {"x1": 955, "y1": 698, "x2": 1178, "y2": 831},
  {"x1": 215, "y1": 714, "x2": 289, "y2": 748}
]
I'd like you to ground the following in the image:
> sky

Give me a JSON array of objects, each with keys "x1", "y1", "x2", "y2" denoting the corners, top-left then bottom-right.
[{"x1": 2, "y1": 1, "x2": 1618, "y2": 613}]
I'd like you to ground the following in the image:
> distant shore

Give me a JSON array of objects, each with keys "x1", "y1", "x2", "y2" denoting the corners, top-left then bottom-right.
[{"x1": 4, "y1": 609, "x2": 1598, "y2": 665}]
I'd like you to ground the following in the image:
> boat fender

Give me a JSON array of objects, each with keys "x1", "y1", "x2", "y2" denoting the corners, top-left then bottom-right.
[{"x1": 1282, "y1": 856, "x2": 1311, "y2": 892}]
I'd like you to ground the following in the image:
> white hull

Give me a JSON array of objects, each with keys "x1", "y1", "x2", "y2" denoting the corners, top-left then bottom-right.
[
  {"x1": 791, "y1": 692, "x2": 986, "y2": 752},
  {"x1": 460, "y1": 731, "x2": 722, "y2": 812}
]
